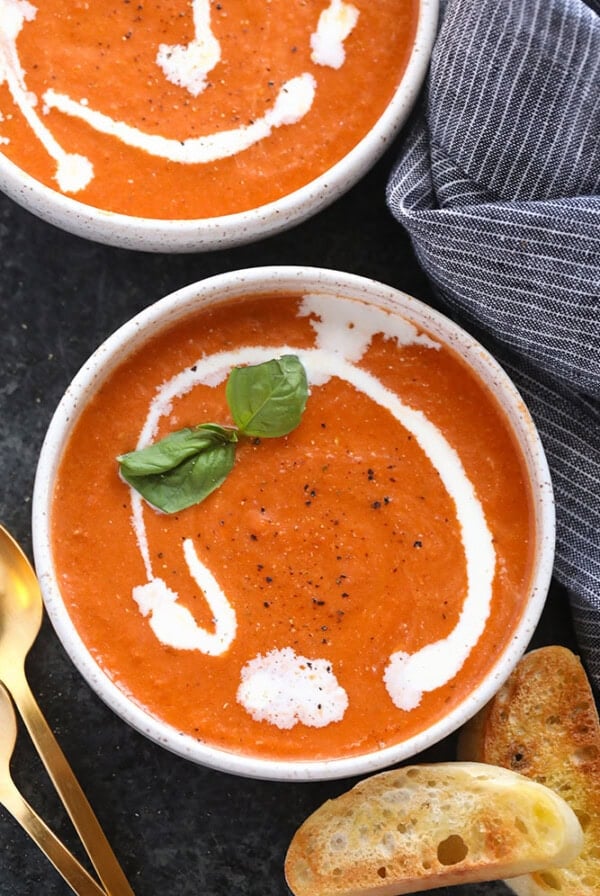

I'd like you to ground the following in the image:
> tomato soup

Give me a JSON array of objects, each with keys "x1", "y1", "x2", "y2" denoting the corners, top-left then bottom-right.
[
  {"x1": 0, "y1": 0, "x2": 417, "y2": 220},
  {"x1": 49, "y1": 291, "x2": 536, "y2": 762}
]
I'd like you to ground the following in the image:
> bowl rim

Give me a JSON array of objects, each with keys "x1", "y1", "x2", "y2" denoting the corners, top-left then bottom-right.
[
  {"x1": 0, "y1": 0, "x2": 439, "y2": 252},
  {"x1": 31, "y1": 265, "x2": 555, "y2": 781}
]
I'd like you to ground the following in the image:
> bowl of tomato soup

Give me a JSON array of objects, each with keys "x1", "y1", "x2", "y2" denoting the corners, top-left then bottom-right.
[
  {"x1": 0, "y1": 0, "x2": 437, "y2": 252},
  {"x1": 32, "y1": 266, "x2": 555, "y2": 780}
]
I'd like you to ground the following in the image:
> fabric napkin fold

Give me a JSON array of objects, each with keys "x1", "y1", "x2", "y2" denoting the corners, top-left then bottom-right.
[{"x1": 387, "y1": 0, "x2": 600, "y2": 692}]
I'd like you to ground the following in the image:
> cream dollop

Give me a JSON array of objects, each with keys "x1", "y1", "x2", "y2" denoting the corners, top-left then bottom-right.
[
  {"x1": 155, "y1": 0, "x2": 221, "y2": 97},
  {"x1": 237, "y1": 647, "x2": 349, "y2": 729},
  {"x1": 311, "y1": 0, "x2": 359, "y2": 69}
]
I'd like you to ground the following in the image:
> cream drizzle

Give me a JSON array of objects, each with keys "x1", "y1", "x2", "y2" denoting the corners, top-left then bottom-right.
[
  {"x1": 0, "y1": 0, "x2": 93, "y2": 191},
  {"x1": 133, "y1": 539, "x2": 236, "y2": 655},
  {"x1": 126, "y1": 295, "x2": 497, "y2": 729},
  {"x1": 0, "y1": 0, "x2": 360, "y2": 194},
  {"x1": 311, "y1": 0, "x2": 359, "y2": 69},
  {"x1": 155, "y1": 0, "x2": 221, "y2": 97},
  {"x1": 42, "y1": 74, "x2": 316, "y2": 166}
]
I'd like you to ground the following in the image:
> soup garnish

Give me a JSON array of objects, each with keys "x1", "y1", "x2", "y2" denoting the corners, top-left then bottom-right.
[{"x1": 118, "y1": 355, "x2": 308, "y2": 512}]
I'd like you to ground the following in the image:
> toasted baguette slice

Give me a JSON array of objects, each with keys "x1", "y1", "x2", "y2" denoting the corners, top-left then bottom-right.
[
  {"x1": 284, "y1": 762, "x2": 583, "y2": 896},
  {"x1": 458, "y1": 645, "x2": 600, "y2": 896}
]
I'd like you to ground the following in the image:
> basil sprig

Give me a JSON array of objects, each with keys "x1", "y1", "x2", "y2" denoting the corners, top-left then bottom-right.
[{"x1": 117, "y1": 355, "x2": 308, "y2": 514}]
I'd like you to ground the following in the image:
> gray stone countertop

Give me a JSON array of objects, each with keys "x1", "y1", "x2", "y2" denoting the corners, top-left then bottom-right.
[{"x1": 0, "y1": 147, "x2": 577, "y2": 896}]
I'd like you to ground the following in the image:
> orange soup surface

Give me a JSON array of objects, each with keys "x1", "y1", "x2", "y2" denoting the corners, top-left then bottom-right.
[
  {"x1": 51, "y1": 292, "x2": 536, "y2": 762},
  {"x1": 0, "y1": 1, "x2": 417, "y2": 219}
]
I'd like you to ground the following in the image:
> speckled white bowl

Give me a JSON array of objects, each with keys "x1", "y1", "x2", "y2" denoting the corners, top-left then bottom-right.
[
  {"x1": 0, "y1": 1, "x2": 437, "y2": 253},
  {"x1": 32, "y1": 266, "x2": 555, "y2": 780}
]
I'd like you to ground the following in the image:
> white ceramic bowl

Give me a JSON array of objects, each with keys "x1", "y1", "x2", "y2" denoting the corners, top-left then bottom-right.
[
  {"x1": 32, "y1": 266, "x2": 555, "y2": 780},
  {"x1": 0, "y1": 1, "x2": 438, "y2": 253}
]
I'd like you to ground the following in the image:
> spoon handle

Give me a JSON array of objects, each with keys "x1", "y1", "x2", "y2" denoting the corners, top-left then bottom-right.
[
  {"x1": 8, "y1": 670, "x2": 135, "y2": 896},
  {"x1": 0, "y1": 780, "x2": 107, "y2": 896}
]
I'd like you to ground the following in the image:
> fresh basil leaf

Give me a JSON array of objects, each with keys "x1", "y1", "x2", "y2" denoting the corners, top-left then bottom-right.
[
  {"x1": 117, "y1": 356, "x2": 308, "y2": 513},
  {"x1": 120, "y1": 438, "x2": 236, "y2": 513},
  {"x1": 226, "y1": 355, "x2": 308, "y2": 438},
  {"x1": 117, "y1": 423, "x2": 237, "y2": 477}
]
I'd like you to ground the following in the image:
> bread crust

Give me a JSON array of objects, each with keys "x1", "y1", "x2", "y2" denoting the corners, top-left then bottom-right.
[
  {"x1": 284, "y1": 761, "x2": 583, "y2": 896},
  {"x1": 458, "y1": 645, "x2": 600, "y2": 895}
]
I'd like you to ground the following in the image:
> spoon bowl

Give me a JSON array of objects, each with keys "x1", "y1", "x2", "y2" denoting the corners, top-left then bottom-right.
[{"x1": 0, "y1": 527, "x2": 43, "y2": 688}]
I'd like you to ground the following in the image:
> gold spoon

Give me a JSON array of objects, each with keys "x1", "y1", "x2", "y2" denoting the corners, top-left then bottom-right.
[
  {"x1": 0, "y1": 525, "x2": 134, "y2": 896},
  {"x1": 0, "y1": 682, "x2": 106, "y2": 895}
]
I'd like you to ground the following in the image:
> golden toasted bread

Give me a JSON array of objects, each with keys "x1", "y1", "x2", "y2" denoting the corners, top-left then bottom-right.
[
  {"x1": 458, "y1": 645, "x2": 600, "y2": 895},
  {"x1": 284, "y1": 762, "x2": 583, "y2": 896}
]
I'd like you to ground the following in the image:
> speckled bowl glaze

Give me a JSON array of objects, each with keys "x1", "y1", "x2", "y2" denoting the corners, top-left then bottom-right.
[
  {"x1": 0, "y1": 1, "x2": 437, "y2": 253},
  {"x1": 32, "y1": 266, "x2": 555, "y2": 781}
]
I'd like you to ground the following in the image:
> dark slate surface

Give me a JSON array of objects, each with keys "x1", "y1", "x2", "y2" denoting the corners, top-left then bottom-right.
[{"x1": 0, "y1": 146, "x2": 577, "y2": 896}]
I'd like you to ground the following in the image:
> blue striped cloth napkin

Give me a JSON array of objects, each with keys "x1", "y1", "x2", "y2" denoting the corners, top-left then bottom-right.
[{"x1": 387, "y1": 0, "x2": 600, "y2": 695}]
